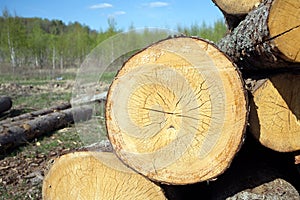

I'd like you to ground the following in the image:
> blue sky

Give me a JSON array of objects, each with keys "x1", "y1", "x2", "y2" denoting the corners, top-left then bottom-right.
[{"x1": 1, "y1": 0, "x2": 223, "y2": 31}]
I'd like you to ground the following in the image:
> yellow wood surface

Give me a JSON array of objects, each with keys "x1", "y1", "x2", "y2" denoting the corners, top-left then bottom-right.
[
  {"x1": 106, "y1": 37, "x2": 248, "y2": 184},
  {"x1": 42, "y1": 151, "x2": 166, "y2": 200},
  {"x1": 250, "y1": 74, "x2": 300, "y2": 152},
  {"x1": 213, "y1": 0, "x2": 262, "y2": 14},
  {"x1": 268, "y1": 0, "x2": 300, "y2": 62}
]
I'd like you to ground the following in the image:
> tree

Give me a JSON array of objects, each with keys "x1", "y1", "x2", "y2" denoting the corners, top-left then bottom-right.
[{"x1": 6, "y1": 11, "x2": 28, "y2": 68}]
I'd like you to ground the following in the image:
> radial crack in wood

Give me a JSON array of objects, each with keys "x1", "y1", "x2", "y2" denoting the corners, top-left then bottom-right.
[
  {"x1": 42, "y1": 151, "x2": 167, "y2": 200},
  {"x1": 268, "y1": 0, "x2": 300, "y2": 62},
  {"x1": 249, "y1": 73, "x2": 300, "y2": 152},
  {"x1": 106, "y1": 36, "x2": 248, "y2": 184}
]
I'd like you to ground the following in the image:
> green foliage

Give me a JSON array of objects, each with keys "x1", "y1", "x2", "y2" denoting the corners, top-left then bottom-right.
[
  {"x1": 177, "y1": 19, "x2": 227, "y2": 42},
  {"x1": 0, "y1": 9, "x2": 227, "y2": 69}
]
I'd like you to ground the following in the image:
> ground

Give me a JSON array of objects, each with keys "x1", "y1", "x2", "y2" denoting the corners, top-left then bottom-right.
[{"x1": 0, "y1": 67, "x2": 111, "y2": 199}]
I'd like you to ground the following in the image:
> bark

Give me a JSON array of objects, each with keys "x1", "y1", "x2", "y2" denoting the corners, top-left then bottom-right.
[
  {"x1": 0, "y1": 106, "x2": 92, "y2": 152},
  {"x1": 106, "y1": 36, "x2": 248, "y2": 184},
  {"x1": 42, "y1": 151, "x2": 167, "y2": 200},
  {"x1": 217, "y1": 0, "x2": 300, "y2": 71},
  {"x1": 0, "y1": 96, "x2": 12, "y2": 114},
  {"x1": 0, "y1": 102, "x2": 70, "y2": 126}
]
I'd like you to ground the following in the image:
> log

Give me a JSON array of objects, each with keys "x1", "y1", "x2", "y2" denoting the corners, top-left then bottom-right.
[
  {"x1": 42, "y1": 151, "x2": 167, "y2": 200},
  {"x1": 0, "y1": 106, "x2": 92, "y2": 152},
  {"x1": 249, "y1": 73, "x2": 300, "y2": 152},
  {"x1": 0, "y1": 102, "x2": 71, "y2": 126},
  {"x1": 212, "y1": 0, "x2": 263, "y2": 30},
  {"x1": 212, "y1": 0, "x2": 262, "y2": 15},
  {"x1": 106, "y1": 36, "x2": 248, "y2": 184},
  {"x1": 0, "y1": 91, "x2": 107, "y2": 126},
  {"x1": 0, "y1": 96, "x2": 12, "y2": 114},
  {"x1": 217, "y1": 0, "x2": 300, "y2": 71},
  {"x1": 71, "y1": 91, "x2": 107, "y2": 105}
]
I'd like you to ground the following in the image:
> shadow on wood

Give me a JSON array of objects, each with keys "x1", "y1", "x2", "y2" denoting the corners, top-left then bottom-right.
[{"x1": 162, "y1": 133, "x2": 300, "y2": 199}]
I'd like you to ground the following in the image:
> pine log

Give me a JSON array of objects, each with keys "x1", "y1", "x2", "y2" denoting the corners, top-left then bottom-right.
[
  {"x1": 42, "y1": 151, "x2": 167, "y2": 200},
  {"x1": 212, "y1": 0, "x2": 262, "y2": 15},
  {"x1": 0, "y1": 102, "x2": 71, "y2": 126},
  {"x1": 71, "y1": 91, "x2": 107, "y2": 105},
  {"x1": 106, "y1": 36, "x2": 248, "y2": 184},
  {"x1": 212, "y1": 0, "x2": 263, "y2": 30},
  {"x1": 217, "y1": 0, "x2": 300, "y2": 71},
  {"x1": 249, "y1": 73, "x2": 300, "y2": 152},
  {"x1": 0, "y1": 106, "x2": 92, "y2": 152},
  {"x1": 0, "y1": 96, "x2": 12, "y2": 114}
]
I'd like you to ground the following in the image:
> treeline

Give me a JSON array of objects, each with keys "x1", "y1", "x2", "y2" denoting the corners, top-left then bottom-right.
[
  {"x1": 0, "y1": 9, "x2": 227, "y2": 69},
  {"x1": 177, "y1": 20, "x2": 227, "y2": 43}
]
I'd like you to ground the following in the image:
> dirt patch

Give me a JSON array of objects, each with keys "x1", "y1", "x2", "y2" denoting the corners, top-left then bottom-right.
[{"x1": 0, "y1": 126, "x2": 82, "y2": 199}]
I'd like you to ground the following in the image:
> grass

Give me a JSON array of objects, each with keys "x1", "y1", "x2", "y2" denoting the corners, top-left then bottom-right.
[
  {"x1": 0, "y1": 66, "x2": 114, "y2": 199},
  {"x1": 100, "y1": 71, "x2": 117, "y2": 83}
]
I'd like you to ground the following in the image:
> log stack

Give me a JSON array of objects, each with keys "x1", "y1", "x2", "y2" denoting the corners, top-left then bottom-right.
[
  {"x1": 215, "y1": 0, "x2": 300, "y2": 153},
  {"x1": 43, "y1": 0, "x2": 300, "y2": 199}
]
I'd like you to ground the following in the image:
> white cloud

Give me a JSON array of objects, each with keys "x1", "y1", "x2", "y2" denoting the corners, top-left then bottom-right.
[
  {"x1": 108, "y1": 11, "x2": 126, "y2": 18},
  {"x1": 89, "y1": 3, "x2": 113, "y2": 9},
  {"x1": 147, "y1": 1, "x2": 169, "y2": 8}
]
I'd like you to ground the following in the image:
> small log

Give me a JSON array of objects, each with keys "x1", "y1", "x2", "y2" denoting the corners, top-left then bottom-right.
[
  {"x1": 0, "y1": 106, "x2": 92, "y2": 152},
  {"x1": 249, "y1": 73, "x2": 300, "y2": 152},
  {"x1": 42, "y1": 151, "x2": 167, "y2": 200},
  {"x1": 0, "y1": 102, "x2": 71, "y2": 126},
  {"x1": 212, "y1": 0, "x2": 263, "y2": 30},
  {"x1": 106, "y1": 36, "x2": 248, "y2": 184},
  {"x1": 71, "y1": 91, "x2": 107, "y2": 105},
  {"x1": 0, "y1": 96, "x2": 12, "y2": 114},
  {"x1": 218, "y1": 0, "x2": 300, "y2": 70}
]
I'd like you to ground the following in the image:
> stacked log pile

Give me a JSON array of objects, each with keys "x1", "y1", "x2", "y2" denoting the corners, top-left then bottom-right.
[{"x1": 43, "y1": 0, "x2": 299, "y2": 199}]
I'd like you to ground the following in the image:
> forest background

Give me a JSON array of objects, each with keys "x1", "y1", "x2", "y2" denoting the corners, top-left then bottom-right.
[{"x1": 0, "y1": 8, "x2": 227, "y2": 71}]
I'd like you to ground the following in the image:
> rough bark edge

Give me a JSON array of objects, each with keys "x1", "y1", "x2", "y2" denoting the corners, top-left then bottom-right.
[{"x1": 217, "y1": 0, "x2": 300, "y2": 71}]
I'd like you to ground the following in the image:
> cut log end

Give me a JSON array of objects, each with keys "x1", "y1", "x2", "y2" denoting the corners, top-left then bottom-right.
[
  {"x1": 217, "y1": 0, "x2": 300, "y2": 70},
  {"x1": 249, "y1": 73, "x2": 300, "y2": 152},
  {"x1": 213, "y1": 0, "x2": 263, "y2": 15},
  {"x1": 0, "y1": 96, "x2": 12, "y2": 114},
  {"x1": 268, "y1": 0, "x2": 300, "y2": 62},
  {"x1": 42, "y1": 151, "x2": 166, "y2": 200},
  {"x1": 106, "y1": 37, "x2": 248, "y2": 184}
]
